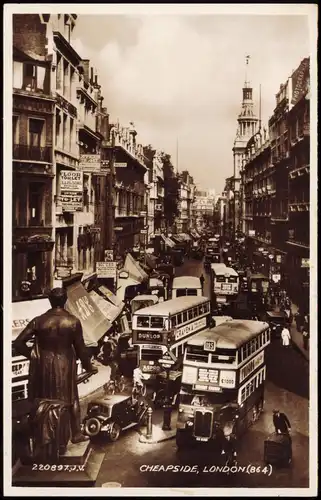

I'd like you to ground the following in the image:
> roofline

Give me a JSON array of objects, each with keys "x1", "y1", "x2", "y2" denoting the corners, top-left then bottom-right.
[{"x1": 133, "y1": 296, "x2": 210, "y2": 316}]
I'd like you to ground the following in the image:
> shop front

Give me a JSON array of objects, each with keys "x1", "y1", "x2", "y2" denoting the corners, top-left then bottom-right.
[{"x1": 12, "y1": 235, "x2": 54, "y2": 302}]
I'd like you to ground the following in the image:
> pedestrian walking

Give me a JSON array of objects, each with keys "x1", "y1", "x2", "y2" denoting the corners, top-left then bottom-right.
[
  {"x1": 281, "y1": 326, "x2": 291, "y2": 347},
  {"x1": 273, "y1": 409, "x2": 291, "y2": 437},
  {"x1": 200, "y1": 273, "x2": 205, "y2": 293}
]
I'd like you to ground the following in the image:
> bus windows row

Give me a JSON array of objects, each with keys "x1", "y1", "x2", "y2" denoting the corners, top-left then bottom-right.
[
  {"x1": 136, "y1": 302, "x2": 211, "y2": 330},
  {"x1": 185, "y1": 345, "x2": 237, "y2": 365},
  {"x1": 171, "y1": 302, "x2": 211, "y2": 328},
  {"x1": 239, "y1": 330, "x2": 270, "y2": 363},
  {"x1": 239, "y1": 366, "x2": 266, "y2": 405}
]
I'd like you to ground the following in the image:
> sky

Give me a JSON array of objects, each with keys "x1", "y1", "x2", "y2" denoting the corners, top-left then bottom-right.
[{"x1": 72, "y1": 11, "x2": 312, "y2": 194}]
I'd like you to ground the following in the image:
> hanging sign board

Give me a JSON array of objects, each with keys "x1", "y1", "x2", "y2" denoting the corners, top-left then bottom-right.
[
  {"x1": 60, "y1": 170, "x2": 83, "y2": 212},
  {"x1": 96, "y1": 261, "x2": 117, "y2": 278},
  {"x1": 79, "y1": 154, "x2": 101, "y2": 173}
]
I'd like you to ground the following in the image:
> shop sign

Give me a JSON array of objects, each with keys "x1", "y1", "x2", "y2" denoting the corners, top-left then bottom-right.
[
  {"x1": 96, "y1": 261, "x2": 117, "y2": 279},
  {"x1": 114, "y1": 162, "x2": 127, "y2": 168},
  {"x1": 60, "y1": 170, "x2": 83, "y2": 212},
  {"x1": 56, "y1": 266, "x2": 72, "y2": 278},
  {"x1": 79, "y1": 154, "x2": 101, "y2": 173},
  {"x1": 272, "y1": 273, "x2": 281, "y2": 283},
  {"x1": 100, "y1": 160, "x2": 110, "y2": 175},
  {"x1": 276, "y1": 255, "x2": 282, "y2": 264},
  {"x1": 104, "y1": 250, "x2": 114, "y2": 262},
  {"x1": 301, "y1": 258, "x2": 310, "y2": 268}
]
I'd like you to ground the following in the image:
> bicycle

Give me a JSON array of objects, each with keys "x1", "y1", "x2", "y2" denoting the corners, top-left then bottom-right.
[
  {"x1": 103, "y1": 375, "x2": 126, "y2": 395},
  {"x1": 132, "y1": 381, "x2": 147, "y2": 399}
]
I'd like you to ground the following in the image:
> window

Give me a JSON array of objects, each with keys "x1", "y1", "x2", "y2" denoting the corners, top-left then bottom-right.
[
  {"x1": 171, "y1": 316, "x2": 177, "y2": 327},
  {"x1": 188, "y1": 309, "x2": 194, "y2": 320},
  {"x1": 228, "y1": 276, "x2": 238, "y2": 283},
  {"x1": 141, "y1": 348, "x2": 163, "y2": 362},
  {"x1": 216, "y1": 275, "x2": 225, "y2": 282},
  {"x1": 187, "y1": 289, "x2": 197, "y2": 296},
  {"x1": 29, "y1": 182, "x2": 43, "y2": 225},
  {"x1": 192, "y1": 307, "x2": 198, "y2": 318},
  {"x1": 137, "y1": 316, "x2": 150, "y2": 328},
  {"x1": 23, "y1": 63, "x2": 45, "y2": 91},
  {"x1": 13, "y1": 115, "x2": 19, "y2": 144},
  {"x1": 150, "y1": 317, "x2": 164, "y2": 329},
  {"x1": 62, "y1": 113, "x2": 67, "y2": 150},
  {"x1": 63, "y1": 59, "x2": 69, "y2": 97},
  {"x1": 177, "y1": 289, "x2": 187, "y2": 297},
  {"x1": 29, "y1": 118, "x2": 44, "y2": 148},
  {"x1": 177, "y1": 313, "x2": 182, "y2": 325},
  {"x1": 70, "y1": 118, "x2": 74, "y2": 152},
  {"x1": 183, "y1": 311, "x2": 188, "y2": 323}
]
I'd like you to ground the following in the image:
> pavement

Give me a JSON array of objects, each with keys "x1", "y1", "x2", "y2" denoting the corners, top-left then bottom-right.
[
  {"x1": 274, "y1": 302, "x2": 309, "y2": 362},
  {"x1": 138, "y1": 409, "x2": 178, "y2": 444}
]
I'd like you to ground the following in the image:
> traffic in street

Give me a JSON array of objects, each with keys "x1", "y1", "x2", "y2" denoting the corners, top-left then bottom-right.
[{"x1": 92, "y1": 251, "x2": 309, "y2": 489}]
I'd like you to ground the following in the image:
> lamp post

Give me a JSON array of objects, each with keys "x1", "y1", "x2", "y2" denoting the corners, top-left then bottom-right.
[{"x1": 158, "y1": 331, "x2": 176, "y2": 431}]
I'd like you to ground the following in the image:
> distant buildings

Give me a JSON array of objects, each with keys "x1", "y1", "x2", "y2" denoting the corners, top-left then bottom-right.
[{"x1": 192, "y1": 188, "x2": 216, "y2": 231}]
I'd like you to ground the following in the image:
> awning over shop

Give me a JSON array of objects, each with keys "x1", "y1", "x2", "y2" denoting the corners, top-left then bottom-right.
[
  {"x1": 89, "y1": 290, "x2": 122, "y2": 324},
  {"x1": 161, "y1": 234, "x2": 176, "y2": 248},
  {"x1": 98, "y1": 285, "x2": 124, "y2": 308},
  {"x1": 123, "y1": 253, "x2": 148, "y2": 283},
  {"x1": 12, "y1": 298, "x2": 51, "y2": 340},
  {"x1": 66, "y1": 280, "x2": 111, "y2": 347}
]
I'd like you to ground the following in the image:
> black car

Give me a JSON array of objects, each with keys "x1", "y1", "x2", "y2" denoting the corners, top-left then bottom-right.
[
  {"x1": 83, "y1": 394, "x2": 149, "y2": 441},
  {"x1": 264, "y1": 310, "x2": 288, "y2": 338}
]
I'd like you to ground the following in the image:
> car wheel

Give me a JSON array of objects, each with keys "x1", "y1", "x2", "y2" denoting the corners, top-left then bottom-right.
[
  {"x1": 84, "y1": 417, "x2": 101, "y2": 437},
  {"x1": 109, "y1": 422, "x2": 121, "y2": 442}
]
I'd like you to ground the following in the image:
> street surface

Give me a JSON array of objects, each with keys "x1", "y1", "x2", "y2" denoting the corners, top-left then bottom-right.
[{"x1": 92, "y1": 258, "x2": 309, "y2": 488}]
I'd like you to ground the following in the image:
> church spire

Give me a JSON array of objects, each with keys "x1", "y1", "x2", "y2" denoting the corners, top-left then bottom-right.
[{"x1": 235, "y1": 54, "x2": 258, "y2": 141}]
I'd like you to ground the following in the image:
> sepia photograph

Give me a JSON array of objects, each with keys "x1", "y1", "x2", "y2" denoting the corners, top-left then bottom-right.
[{"x1": 3, "y1": 3, "x2": 318, "y2": 497}]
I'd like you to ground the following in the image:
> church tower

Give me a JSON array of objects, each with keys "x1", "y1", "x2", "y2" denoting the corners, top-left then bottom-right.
[{"x1": 233, "y1": 55, "x2": 259, "y2": 179}]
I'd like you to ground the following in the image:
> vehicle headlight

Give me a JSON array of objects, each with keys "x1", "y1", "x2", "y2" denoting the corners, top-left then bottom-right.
[{"x1": 186, "y1": 420, "x2": 194, "y2": 427}]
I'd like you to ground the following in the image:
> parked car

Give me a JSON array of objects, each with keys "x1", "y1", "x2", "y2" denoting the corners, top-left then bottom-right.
[
  {"x1": 83, "y1": 394, "x2": 149, "y2": 441},
  {"x1": 264, "y1": 310, "x2": 288, "y2": 339}
]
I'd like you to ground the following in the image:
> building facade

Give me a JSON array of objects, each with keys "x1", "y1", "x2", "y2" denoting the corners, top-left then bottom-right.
[
  {"x1": 176, "y1": 171, "x2": 195, "y2": 233},
  {"x1": 286, "y1": 58, "x2": 310, "y2": 310},
  {"x1": 110, "y1": 122, "x2": 147, "y2": 255},
  {"x1": 12, "y1": 14, "x2": 55, "y2": 301},
  {"x1": 192, "y1": 188, "x2": 215, "y2": 232}
]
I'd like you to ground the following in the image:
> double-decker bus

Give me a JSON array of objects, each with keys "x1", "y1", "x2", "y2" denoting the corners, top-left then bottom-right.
[
  {"x1": 210, "y1": 263, "x2": 239, "y2": 305},
  {"x1": 176, "y1": 319, "x2": 270, "y2": 449},
  {"x1": 132, "y1": 296, "x2": 212, "y2": 382}
]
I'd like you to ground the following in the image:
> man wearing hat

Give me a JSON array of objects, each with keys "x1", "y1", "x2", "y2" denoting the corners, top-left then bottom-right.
[
  {"x1": 273, "y1": 409, "x2": 291, "y2": 438},
  {"x1": 14, "y1": 287, "x2": 98, "y2": 448}
]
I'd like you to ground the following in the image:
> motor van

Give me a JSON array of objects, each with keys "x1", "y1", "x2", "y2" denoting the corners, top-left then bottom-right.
[{"x1": 172, "y1": 276, "x2": 203, "y2": 299}]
